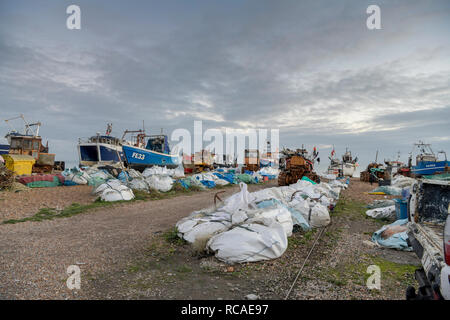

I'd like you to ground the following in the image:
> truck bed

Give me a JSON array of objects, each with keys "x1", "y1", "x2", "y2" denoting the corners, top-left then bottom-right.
[{"x1": 407, "y1": 179, "x2": 449, "y2": 299}]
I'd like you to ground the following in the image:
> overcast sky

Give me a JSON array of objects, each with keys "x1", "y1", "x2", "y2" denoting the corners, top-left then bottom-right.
[{"x1": 0, "y1": 0, "x2": 449, "y2": 170}]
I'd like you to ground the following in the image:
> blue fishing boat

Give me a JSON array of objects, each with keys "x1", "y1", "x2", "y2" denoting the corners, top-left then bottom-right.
[
  {"x1": 410, "y1": 142, "x2": 449, "y2": 176},
  {"x1": 122, "y1": 132, "x2": 180, "y2": 170}
]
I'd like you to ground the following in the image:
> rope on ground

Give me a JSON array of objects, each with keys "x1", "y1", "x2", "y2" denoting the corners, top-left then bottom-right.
[{"x1": 284, "y1": 225, "x2": 327, "y2": 300}]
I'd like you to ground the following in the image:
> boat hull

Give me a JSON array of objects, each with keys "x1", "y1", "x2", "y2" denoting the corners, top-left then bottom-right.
[
  {"x1": 412, "y1": 160, "x2": 449, "y2": 176},
  {"x1": 122, "y1": 145, "x2": 180, "y2": 170},
  {"x1": 0, "y1": 143, "x2": 9, "y2": 155},
  {"x1": 327, "y1": 167, "x2": 340, "y2": 175},
  {"x1": 343, "y1": 163, "x2": 357, "y2": 177}
]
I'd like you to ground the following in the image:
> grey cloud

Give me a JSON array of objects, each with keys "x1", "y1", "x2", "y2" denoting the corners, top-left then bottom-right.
[{"x1": 0, "y1": 0, "x2": 449, "y2": 168}]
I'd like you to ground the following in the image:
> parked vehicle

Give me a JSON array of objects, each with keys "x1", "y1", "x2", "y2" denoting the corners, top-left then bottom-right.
[{"x1": 406, "y1": 179, "x2": 450, "y2": 300}]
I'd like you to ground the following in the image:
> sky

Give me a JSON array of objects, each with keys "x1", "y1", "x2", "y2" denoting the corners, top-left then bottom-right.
[{"x1": 0, "y1": 0, "x2": 449, "y2": 171}]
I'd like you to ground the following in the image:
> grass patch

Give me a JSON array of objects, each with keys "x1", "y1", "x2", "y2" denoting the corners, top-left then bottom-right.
[
  {"x1": 299, "y1": 229, "x2": 317, "y2": 244},
  {"x1": 2, "y1": 201, "x2": 118, "y2": 224},
  {"x1": 1, "y1": 181, "x2": 232, "y2": 225},
  {"x1": 332, "y1": 197, "x2": 367, "y2": 220},
  {"x1": 175, "y1": 264, "x2": 193, "y2": 273},
  {"x1": 163, "y1": 227, "x2": 186, "y2": 246},
  {"x1": 319, "y1": 255, "x2": 417, "y2": 289}
]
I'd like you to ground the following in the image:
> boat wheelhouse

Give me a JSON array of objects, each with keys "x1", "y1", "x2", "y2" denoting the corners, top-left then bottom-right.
[
  {"x1": 121, "y1": 131, "x2": 180, "y2": 171},
  {"x1": 3, "y1": 115, "x2": 55, "y2": 172},
  {"x1": 78, "y1": 134, "x2": 124, "y2": 167}
]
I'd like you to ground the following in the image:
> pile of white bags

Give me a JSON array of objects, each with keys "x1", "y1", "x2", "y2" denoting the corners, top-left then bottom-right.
[
  {"x1": 176, "y1": 176, "x2": 349, "y2": 264},
  {"x1": 142, "y1": 165, "x2": 185, "y2": 178}
]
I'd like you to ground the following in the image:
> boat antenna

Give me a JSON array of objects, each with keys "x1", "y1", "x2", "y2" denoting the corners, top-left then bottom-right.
[{"x1": 5, "y1": 114, "x2": 40, "y2": 137}]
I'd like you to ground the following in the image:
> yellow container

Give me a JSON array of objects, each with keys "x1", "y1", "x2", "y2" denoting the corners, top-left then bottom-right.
[{"x1": 1, "y1": 154, "x2": 36, "y2": 175}]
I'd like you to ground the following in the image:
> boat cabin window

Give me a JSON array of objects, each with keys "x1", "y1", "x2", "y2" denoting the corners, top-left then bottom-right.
[
  {"x1": 99, "y1": 146, "x2": 120, "y2": 162},
  {"x1": 80, "y1": 145, "x2": 99, "y2": 162},
  {"x1": 146, "y1": 136, "x2": 168, "y2": 153},
  {"x1": 23, "y1": 139, "x2": 32, "y2": 149},
  {"x1": 10, "y1": 138, "x2": 21, "y2": 149}
]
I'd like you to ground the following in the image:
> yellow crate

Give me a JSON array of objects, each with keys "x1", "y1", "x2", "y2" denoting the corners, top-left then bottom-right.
[{"x1": 1, "y1": 154, "x2": 36, "y2": 175}]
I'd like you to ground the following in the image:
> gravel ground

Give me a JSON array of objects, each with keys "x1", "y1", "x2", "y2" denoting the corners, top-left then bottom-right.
[
  {"x1": 0, "y1": 185, "x2": 96, "y2": 222},
  {"x1": 0, "y1": 181, "x2": 276, "y2": 299},
  {"x1": 0, "y1": 178, "x2": 420, "y2": 300},
  {"x1": 80, "y1": 179, "x2": 420, "y2": 300}
]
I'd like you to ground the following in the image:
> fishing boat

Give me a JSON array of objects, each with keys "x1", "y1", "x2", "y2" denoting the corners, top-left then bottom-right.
[
  {"x1": 0, "y1": 137, "x2": 9, "y2": 155},
  {"x1": 341, "y1": 148, "x2": 358, "y2": 177},
  {"x1": 121, "y1": 130, "x2": 180, "y2": 171},
  {"x1": 4, "y1": 114, "x2": 56, "y2": 173},
  {"x1": 77, "y1": 123, "x2": 125, "y2": 167},
  {"x1": 410, "y1": 141, "x2": 449, "y2": 176},
  {"x1": 327, "y1": 148, "x2": 341, "y2": 176}
]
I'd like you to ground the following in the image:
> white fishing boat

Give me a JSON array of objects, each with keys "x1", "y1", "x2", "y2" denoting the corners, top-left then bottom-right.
[
  {"x1": 327, "y1": 147, "x2": 342, "y2": 176},
  {"x1": 77, "y1": 124, "x2": 125, "y2": 167},
  {"x1": 342, "y1": 149, "x2": 358, "y2": 177}
]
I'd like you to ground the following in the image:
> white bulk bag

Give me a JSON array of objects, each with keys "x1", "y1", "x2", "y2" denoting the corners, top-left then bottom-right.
[
  {"x1": 128, "y1": 169, "x2": 143, "y2": 179},
  {"x1": 366, "y1": 205, "x2": 396, "y2": 220},
  {"x1": 182, "y1": 221, "x2": 231, "y2": 246},
  {"x1": 67, "y1": 171, "x2": 91, "y2": 185},
  {"x1": 95, "y1": 180, "x2": 135, "y2": 202},
  {"x1": 101, "y1": 187, "x2": 135, "y2": 202},
  {"x1": 251, "y1": 187, "x2": 285, "y2": 203},
  {"x1": 220, "y1": 183, "x2": 255, "y2": 214},
  {"x1": 248, "y1": 206, "x2": 293, "y2": 237},
  {"x1": 207, "y1": 220, "x2": 288, "y2": 264},
  {"x1": 309, "y1": 203, "x2": 331, "y2": 228},
  {"x1": 128, "y1": 178, "x2": 149, "y2": 191},
  {"x1": 145, "y1": 175, "x2": 174, "y2": 192},
  {"x1": 93, "y1": 179, "x2": 123, "y2": 195},
  {"x1": 174, "y1": 165, "x2": 185, "y2": 178},
  {"x1": 289, "y1": 197, "x2": 311, "y2": 218}
]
